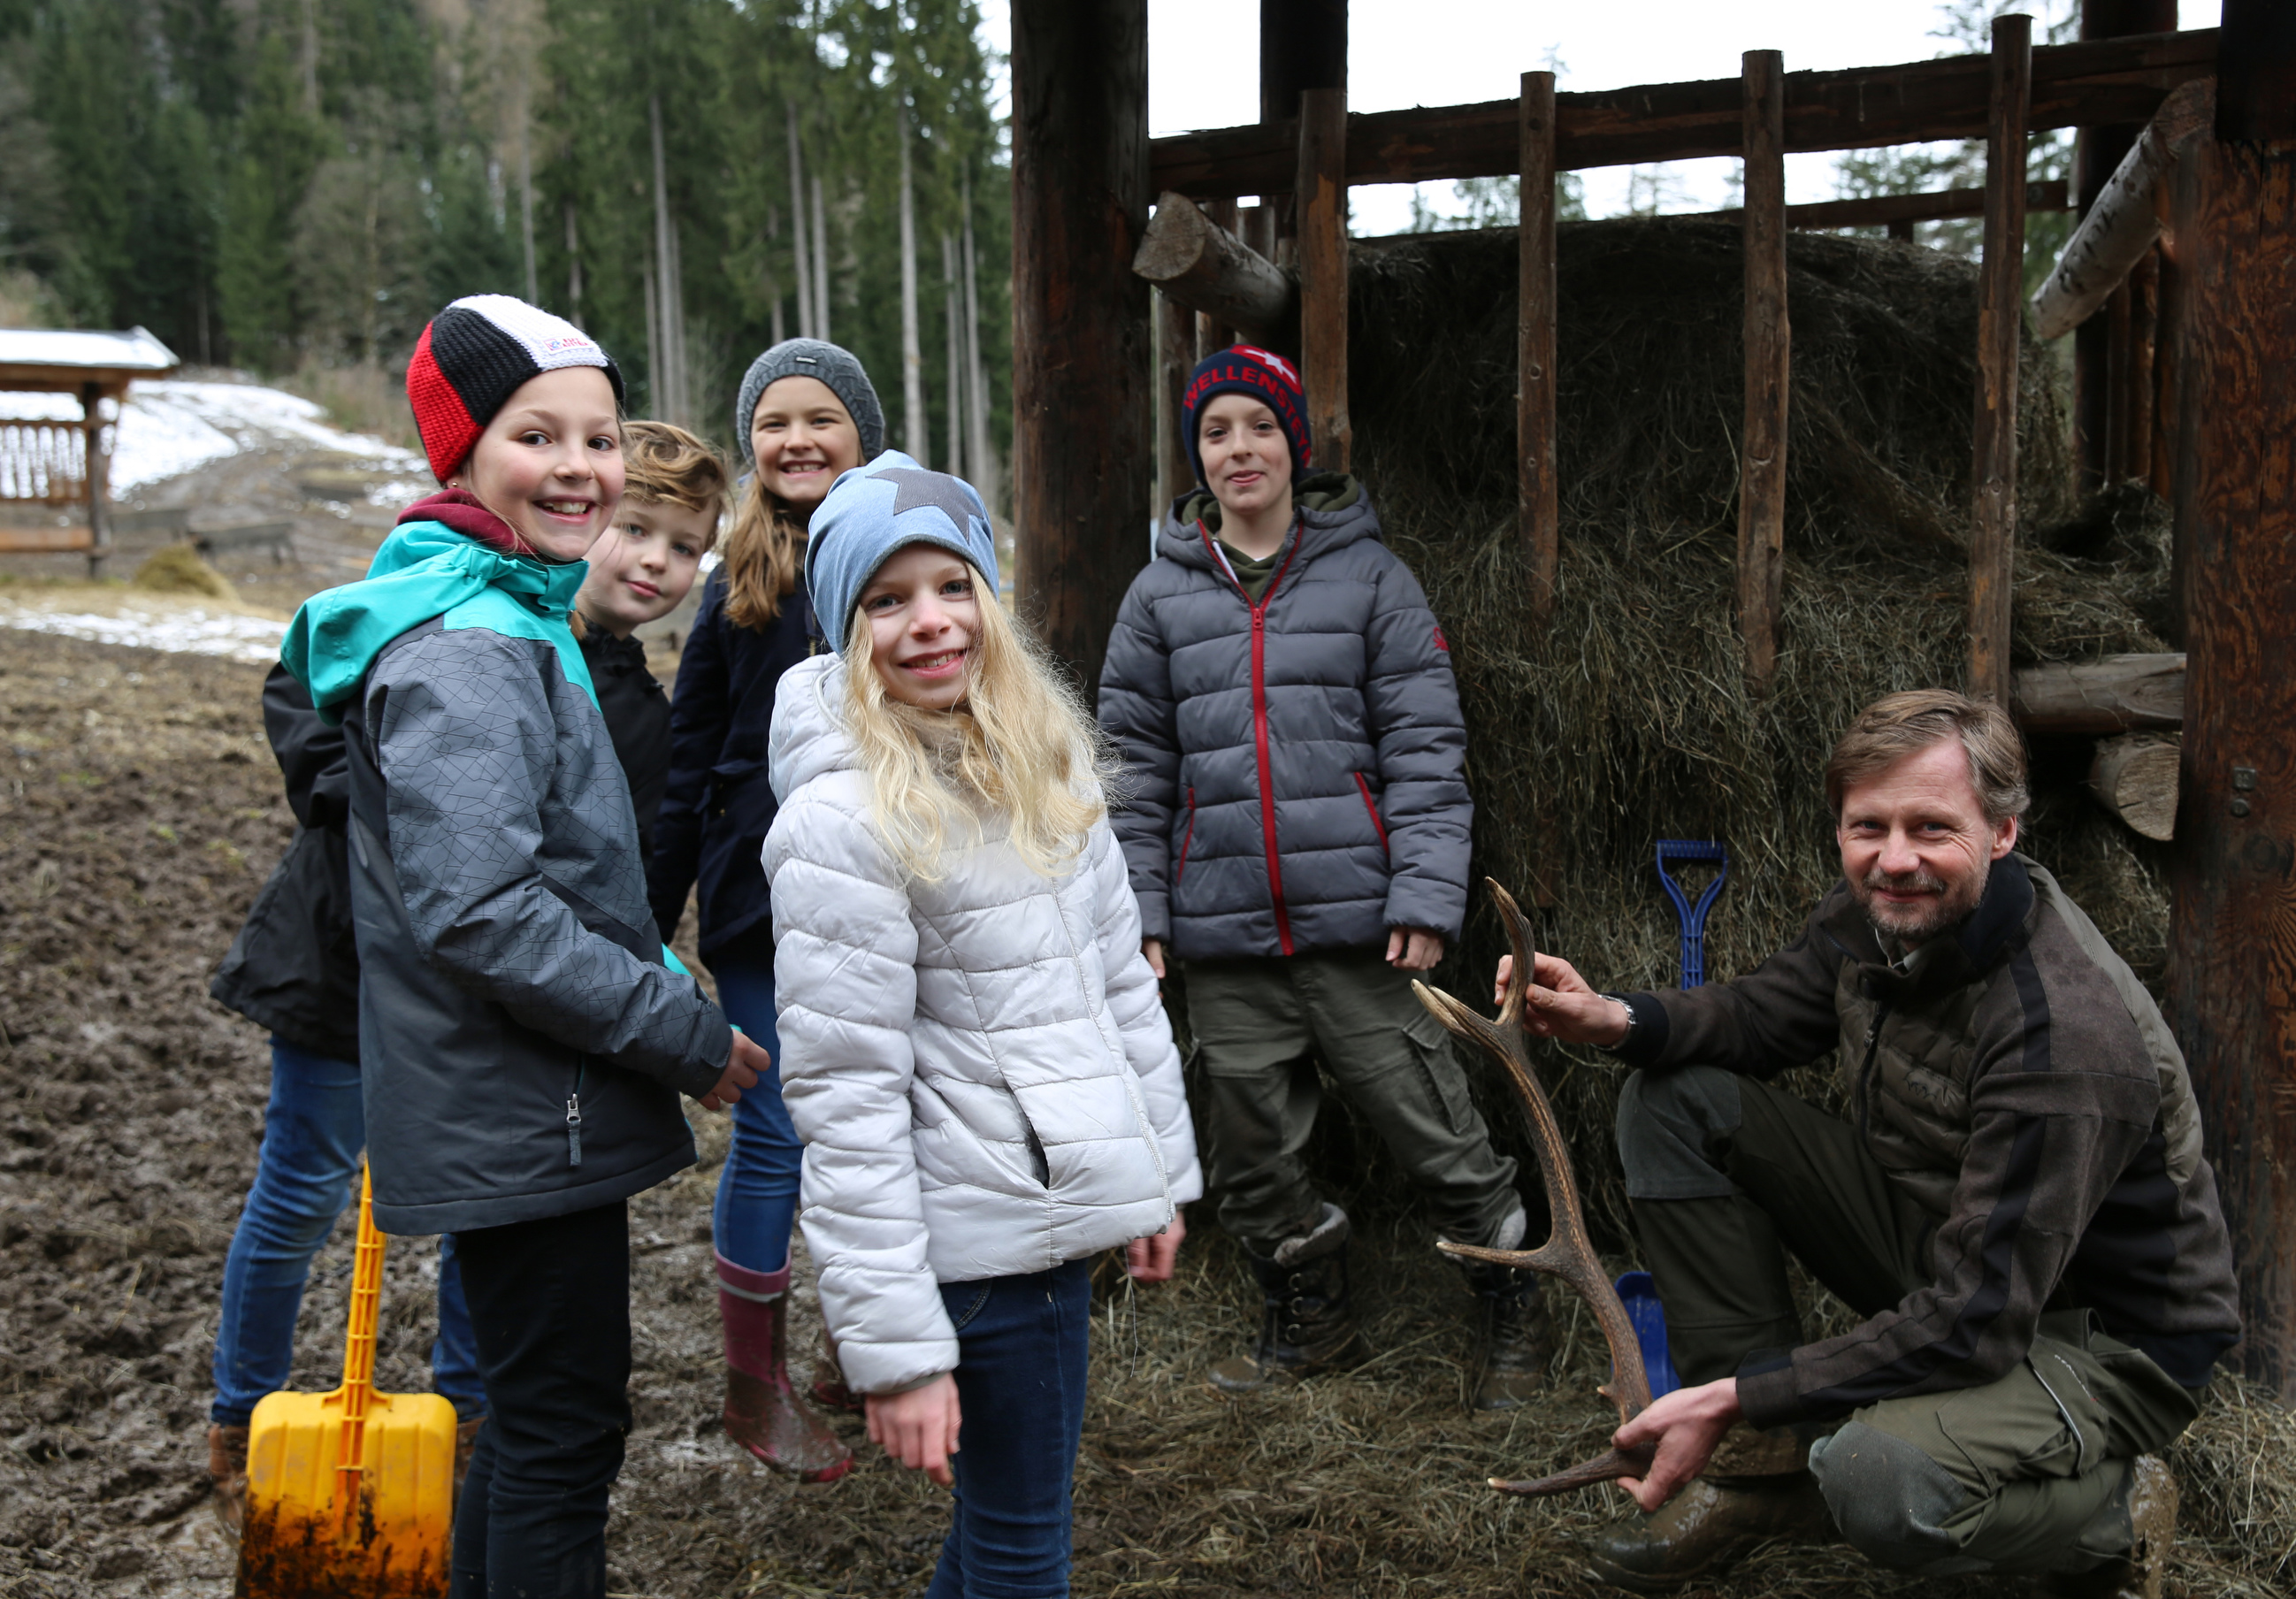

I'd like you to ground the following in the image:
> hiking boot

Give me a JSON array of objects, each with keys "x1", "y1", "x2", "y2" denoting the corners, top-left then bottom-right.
[
  {"x1": 2039, "y1": 1455, "x2": 2178, "y2": 1599},
  {"x1": 1588, "y1": 1472, "x2": 1833, "y2": 1593},
  {"x1": 206, "y1": 1423, "x2": 249, "y2": 1539},
  {"x1": 717, "y1": 1253, "x2": 853, "y2": 1484},
  {"x1": 1458, "y1": 1259, "x2": 1552, "y2": 1411},
  {"x1": 1208, "y1": 1204, "x2": 1369, "y2": 1394},
  {"x1": 453, "y1": 1415, "x2": 486, "y2": 1506}
]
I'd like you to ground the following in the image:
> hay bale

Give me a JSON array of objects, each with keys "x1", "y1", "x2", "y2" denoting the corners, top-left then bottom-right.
[
  {"x1": 132, "y1": 543, "x2": 234, "y2": 600},
  {"x1": 1330, "y1": 219, "x2": 2170, "y2": 1244}
]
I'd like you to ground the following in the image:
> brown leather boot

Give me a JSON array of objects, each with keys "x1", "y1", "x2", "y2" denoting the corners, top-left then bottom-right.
[
  {"x1": 717, "y1": 1253, "x2": 852, "y2": 1483},
  {"x1": 2039, "y1": 1455, "x2": 2178, "y2": 1599},
  {"x1": 1588, "y1": 1465, "x2": 1831, "y2": 1593},
  {"x1": 207, "y1": 1423, "x2": 249, "y2": 1538},
  {"x1": 1208, "y1": 1205, "x2": 1370, "y2": 1394},
  {"x1": 1458, "y1": 1260, "x2": 1553, "y2": 1411}
]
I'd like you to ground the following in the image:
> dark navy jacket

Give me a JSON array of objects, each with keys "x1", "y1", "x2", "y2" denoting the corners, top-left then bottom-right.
[
  {"x1": 583, "y1": 629, "x2": 672, "y2": 865},
  {"x1": 651, "y1": 566, "x2": 817, "y2": 958}
]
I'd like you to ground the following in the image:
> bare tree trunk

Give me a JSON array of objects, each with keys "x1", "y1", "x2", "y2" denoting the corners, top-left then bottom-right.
[
  {"x1": 960, "y1": 173, "x2": 998, "y2": 517},
  {"x1": 564, "y1": 202, "x2": 583, "y2": 326},
  {"x1": 519, "y1": 64, "x2": 539, "y2": 304},
  {"x1": 811, "y1": 175, "x2": 831, "y2": 343},
  {"x1": 899, "y1": 112, "x2": 925, "y2": 457},
  {"x1": 649, "y1": 95, "x2": 685, "y2": 425},
  {"x1": 786, "y1": 102, "x2": 814, "y2": 341},
  {"x1": 943, "y1": 231, "x2": 964, "y2": 473},
  {"x1": 641, "y1": 262, "x2": 658, "y2": 413}
]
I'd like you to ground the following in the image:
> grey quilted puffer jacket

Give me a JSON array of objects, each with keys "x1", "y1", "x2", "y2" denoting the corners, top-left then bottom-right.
[
  {"x1": 765, "y1": 654, "x2": 1202, "y2": 1395},
  {"x1": 1098, "y1": 476, "x2": 1473, "y2": 960}
]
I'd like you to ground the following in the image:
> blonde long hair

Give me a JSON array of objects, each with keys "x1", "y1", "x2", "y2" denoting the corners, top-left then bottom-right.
[
  {"x1": 842, "y1": 572, "x2": 1116, "y2": 881},
  {"x1": 721, "y1": 475, "x2": 803, "y2": 628}
]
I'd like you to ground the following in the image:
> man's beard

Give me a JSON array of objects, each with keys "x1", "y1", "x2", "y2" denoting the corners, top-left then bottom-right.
[{"x1": 1855, "y1": 857, "x2": 1990, "y2": 945}]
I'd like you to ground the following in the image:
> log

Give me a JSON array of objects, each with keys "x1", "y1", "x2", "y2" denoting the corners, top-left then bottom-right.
[
  {"x1": 2011, "y1": 652, "x2": 2185, "y2": 733},
  {"x1": 1297, "y1": 87, "x2": 1350, "y2": 471},
  {"x1": 2170, "y1": 0, "x2": 2296, "y2": 1399},
  {"x1": 1684, "y1": 179, "x2": 2069, "y2": 230},
  {"x1": 1133, "y1": 192, "x2": 1294, "y2": 343},
  {"x1": 2031, "y1": 78, "x2": 2214, "y2": 340},
  {"x1": 1518, "y1": 70, "x2": 1558, "y2": 622},
  {"x1": 1011, "y1": 0, "x2": 1152, "y2": 692},
  {"x1": 1969, "y1": 15, "x2": 2032, "y2": 708},
  {"x1": 1739, "y1": 50, "x2": 1788, "y2": 699},
  {"x1": 1149, "y1": 30, "x2": 2217, "y2": 195},
  {"x1": 2089, "y1": 733, "x2": 2179, "y2": 840}
]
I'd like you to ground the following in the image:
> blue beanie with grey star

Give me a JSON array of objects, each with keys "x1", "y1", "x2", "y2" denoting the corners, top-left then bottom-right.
[{"x1": 804, "y1": 451, "x2": 998, "y2": 652}]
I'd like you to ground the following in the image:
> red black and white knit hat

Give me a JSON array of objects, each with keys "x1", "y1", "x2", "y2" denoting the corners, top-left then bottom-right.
[{"x1": 406, "y1": 295, "x2": 625, "y2": 482}]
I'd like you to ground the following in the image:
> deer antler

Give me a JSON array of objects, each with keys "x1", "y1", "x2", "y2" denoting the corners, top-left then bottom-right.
[{"x1": 1412, "y1": 879, "x2": 1656, "y2": 1496}]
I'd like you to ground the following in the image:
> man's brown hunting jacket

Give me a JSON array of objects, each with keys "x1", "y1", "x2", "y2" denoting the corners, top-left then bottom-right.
[{"x1": 1615, "y1": 853, "x2": 2240, "y2": 1428}]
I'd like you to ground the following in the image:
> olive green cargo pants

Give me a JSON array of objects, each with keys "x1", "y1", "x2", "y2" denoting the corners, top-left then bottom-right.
[
  {"x1": 1618, "y1": 1066, "x2": 2201, "y2": 1577},
  {"x1": 1184, "y1": 946, "x2": 1523, "y2": 1251}
]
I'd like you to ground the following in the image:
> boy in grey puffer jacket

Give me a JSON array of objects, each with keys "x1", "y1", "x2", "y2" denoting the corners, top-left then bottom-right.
[{"x1": 1098, "y1": 345, "x2": 1547, "y2": 1411}]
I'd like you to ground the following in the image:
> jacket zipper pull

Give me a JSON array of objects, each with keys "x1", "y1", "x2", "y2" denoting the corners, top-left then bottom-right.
[{"x1": 565, "y1": 1092, "x2": 584, "y2": 1167}]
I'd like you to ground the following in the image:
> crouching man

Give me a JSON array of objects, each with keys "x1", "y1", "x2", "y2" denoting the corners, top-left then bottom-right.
[{"x1": 1506, "y1": 691, "x2": 2238, "y2": 1595}]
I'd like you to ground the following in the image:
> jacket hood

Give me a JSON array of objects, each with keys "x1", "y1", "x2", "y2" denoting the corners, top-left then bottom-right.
[
  {"x1": 1154, "y1": 471, "x2": 1378, "y2": 574},
  {"x1": 281, "y1": 519, "x2": 591, "y2": 723},
  {"x1": 1825, "y1": 851, "x2": 2039, "y2": 1005},
  {"x1": 767, "y1": 653, "x2": 861, "y2": 806}
]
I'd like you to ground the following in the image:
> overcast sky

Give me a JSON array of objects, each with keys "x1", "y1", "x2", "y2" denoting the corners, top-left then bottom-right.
[{"x1": 973, "y1": 1, "x2": 2216, "y2": 232}]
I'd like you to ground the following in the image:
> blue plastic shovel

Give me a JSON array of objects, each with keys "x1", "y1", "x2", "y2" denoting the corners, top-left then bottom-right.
[{"x1": 1655, "y1": 839, "x2": 1728, "y2": 989}]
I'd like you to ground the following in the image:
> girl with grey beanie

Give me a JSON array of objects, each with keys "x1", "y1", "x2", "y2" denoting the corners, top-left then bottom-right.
[{"x1": 650, "y1": 339, "x2": 886, "y2": 1482}]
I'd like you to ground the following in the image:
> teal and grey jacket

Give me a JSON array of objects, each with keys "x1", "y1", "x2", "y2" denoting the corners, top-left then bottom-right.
[
  {"x1": 1614, "y1": 853, "x2": 2239, "y2": 1428},
  {"x1": 283, "y1": 520, "x2": 733, "y2": 1235}
]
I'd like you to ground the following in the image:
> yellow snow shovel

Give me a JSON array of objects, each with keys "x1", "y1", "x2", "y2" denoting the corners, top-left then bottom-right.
[{"x1": 236, "y1": 1163, "x2": 457, "y2": 1598}]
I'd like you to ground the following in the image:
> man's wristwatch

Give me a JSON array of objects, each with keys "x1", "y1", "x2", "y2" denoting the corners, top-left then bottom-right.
[{"x1": 1598, "y1": 992, "x2": 1638, "y2": 1052}]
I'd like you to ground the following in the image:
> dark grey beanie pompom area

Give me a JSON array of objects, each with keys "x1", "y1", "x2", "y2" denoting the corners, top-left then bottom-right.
[{"x1": 734, "y1": 340, "x2": 886, "y2": 463}]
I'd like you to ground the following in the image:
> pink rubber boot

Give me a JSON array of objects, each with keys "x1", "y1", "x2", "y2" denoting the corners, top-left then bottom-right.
[{"x1": 717, "y1": 1252, "x2": 853, "y2": 1483}]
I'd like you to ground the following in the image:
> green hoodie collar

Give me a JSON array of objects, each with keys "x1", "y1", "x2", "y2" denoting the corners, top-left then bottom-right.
[{"x1": 281, "y1": 520, "x2": 593, "y2": 724}]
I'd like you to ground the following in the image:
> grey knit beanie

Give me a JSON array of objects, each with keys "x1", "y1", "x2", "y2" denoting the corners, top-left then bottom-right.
[{"x1": 733, "y1": 339, "x2": 885, "y2": 463}]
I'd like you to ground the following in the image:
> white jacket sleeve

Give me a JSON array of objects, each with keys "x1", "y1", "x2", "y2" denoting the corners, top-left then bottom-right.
[
  {"x1": 1088, "y1": 822, "x2": 1203, "y2": 1205},
  {"x1": 765, "y1": 787, "x2": 956, "y2": 1394}
]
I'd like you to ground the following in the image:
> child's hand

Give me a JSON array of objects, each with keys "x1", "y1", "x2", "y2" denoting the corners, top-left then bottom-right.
[
  {"x1": 1385, "y1": 927, "x2": 1446, "y2": 971},
  {"x1": 866, "y1": 1373, "x2": 962, "y2": 1487},
  {"x1": 1141, "y1": 938, "x2": 1167, "y2": 980},
  {"x1": 1125, "y1": 1206, "x2": 1187, "y2": 1282},
  {"x1": 697, "y1": 1033, "x2": 769, "y2": 1112}
]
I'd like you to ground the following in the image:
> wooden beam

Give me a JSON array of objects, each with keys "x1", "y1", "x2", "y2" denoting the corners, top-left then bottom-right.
[
  {"x1": 1969, "y1": 15, "x2": 2032, "y2": 708},
  {"x1": 81, "y1": 382, "x2": 110, "y2": 581},
  {"x1": 0, "y1": 525, "x2": 95, "y2": 554},
  {"x1": 2012, "y1": 652, "x2": 2185, "y2": 733},
  {"x1": 1133, "y1": 192, "x2": 1295, "y2": 344},
  {"x1": 2119, "y1": 246, "x2": 2159, "y2": 483},
  {"x1": 2170, "y1": 0, "x2": 2296, "y2": 1400},
  {"x1": 1156, "y1": 290, "x2": 1196, "y2": 511},
  {"x1": 1684, "y1": 178, "x2": 2070, "y2": 230},
  {"x1": 1519, "y1": 70, "x2": 1558, "y2": 623},
  {"x1": 2089, "y1": 732, "x2": 2179, "y2": 840},
  {"x1": 1198, "y1": 197, "x2": 1240, "y2": 357},
  {"x1": 2032, "y1": 79, "x2": 2213, "y2": 340},
  {"x1": 1739, "y1": 50, "x2": 1788, "y2": 699},
  {"x1": 1297, "y1": 87, "x2": 1350, "y2": 472},
  {"x1": 1011, "y1": 0, "x2": 1151, "y2": 692},
  {"x1": 1149, "y1": 29, "x2": 2218, "y2": 196}
]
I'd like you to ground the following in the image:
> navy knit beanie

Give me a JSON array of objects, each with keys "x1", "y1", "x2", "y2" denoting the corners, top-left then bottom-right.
[
  {"x1": 734, "y1": 340, "x2": 885, "y2": 464},
  {"x1": 1181, "y1": 344, "x2": 1312, "y2": 487}
]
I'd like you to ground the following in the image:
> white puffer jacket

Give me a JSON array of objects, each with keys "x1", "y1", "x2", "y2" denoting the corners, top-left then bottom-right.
[{"x1": 763, "y1": 654, "x2": 1203, "y2": 1395}]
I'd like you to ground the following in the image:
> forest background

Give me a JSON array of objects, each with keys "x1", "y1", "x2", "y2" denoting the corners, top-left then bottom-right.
[{"x1": 0, "y1": 0, "x2": 1011, "y2": 500}]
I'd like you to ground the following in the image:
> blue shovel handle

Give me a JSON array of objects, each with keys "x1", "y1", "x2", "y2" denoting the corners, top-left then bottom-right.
[{"x1": 1655, "y1": 839, "x2": 1728, "y2": 989}]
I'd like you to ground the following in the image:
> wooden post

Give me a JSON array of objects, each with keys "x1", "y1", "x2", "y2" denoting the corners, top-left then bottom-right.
[
  {"x1": 1519, "y1": 70, "x2": 1558, "y2": 622},
  {"x1": 2104, "y1": 278, "x2": 2134, "y2": 479},
  {"x1": 1157, "y1": 288, "x2": 1196, "y2": 512},
  {"x1": 2072, "y1": 1, "x2": 2180, "y2": 495},
  {"x1": 1259, "y1": 0, "x2": 1345, "y2": 261},
  {"x1": 2169, "y1": 0, "x2": 2296, "y2": 1400},
  {"x1": 1969, "y1": 13, "x2": 2032, "y2": 708},
  {"x1": 1198, "y1": 197, "x2": 1240, "y2": 358},
  {"x1": 1011, "y1": 0, "x2": 1151, "y2": 692},
  {"x1": 82, "y1": 381, "x2": 110, "y2": 581},
  {"x1": 1296, "y1": 86, "x2": 1350, "y2": 473},
  {"x1": 1739, "y1": 50, "x2": 1789, "y2": 698},
  {"x1": 2122, "y1": 246, "x2": 2159, "y2": 483}
]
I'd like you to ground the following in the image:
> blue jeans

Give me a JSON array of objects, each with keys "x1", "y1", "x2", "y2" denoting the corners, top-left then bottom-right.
[
  {"x1": 210, "y1": 1038, "x2": 484, "y2": 1425},
  {"x1": 925, "y1": 1259, "x2": 1093, "y2": 1599},
  {"x1": 708, "y1": 947, "x2": 803, "y2": 1275}
]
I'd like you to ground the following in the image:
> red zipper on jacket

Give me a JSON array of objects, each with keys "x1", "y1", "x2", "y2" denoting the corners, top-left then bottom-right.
[
  {"x1": 1175, "y1": 786, "x2": 1198, "y2": 881},
  {"x1": 1353, "y1": 772, "x2": 1390, "y2": 856},
  {"x1": 1199, "y1": 519, "x2": 1305, "y2": 955}
]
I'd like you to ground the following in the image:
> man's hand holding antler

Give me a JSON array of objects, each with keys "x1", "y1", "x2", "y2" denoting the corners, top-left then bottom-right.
[{"x1": 1491, "y1": 952, "x2": 1633, "y2": 1048}]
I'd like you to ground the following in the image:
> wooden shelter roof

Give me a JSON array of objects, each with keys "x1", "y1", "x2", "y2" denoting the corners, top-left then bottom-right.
[{"x1": 0, "y1": 326, "x2": 180, "y2": 399}]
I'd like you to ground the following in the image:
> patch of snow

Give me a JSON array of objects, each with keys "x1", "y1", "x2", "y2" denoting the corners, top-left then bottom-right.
[
  {"x1": 0, "y1": 599, "x2": 284, "y2": 664},
  {"x1": 0, "y1": 379, "x2": 418, "y2": 493}
]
